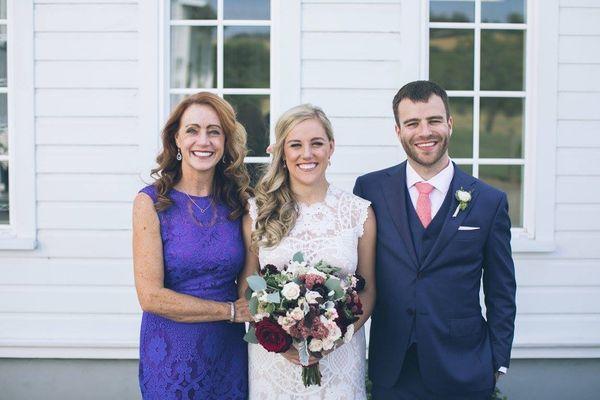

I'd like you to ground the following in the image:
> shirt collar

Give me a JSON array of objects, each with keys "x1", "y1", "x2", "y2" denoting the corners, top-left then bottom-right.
[{"x1": 406, "y1": 159, "x2": 454, "y2": 195}]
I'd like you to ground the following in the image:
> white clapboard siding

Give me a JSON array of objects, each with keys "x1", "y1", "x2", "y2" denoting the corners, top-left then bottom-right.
[
  {"x1": 558, "y1": 92, "x2": 600, "y2": 120},
  {"x1": 556, "y1": 204, "x2": 600, "y2": 231},
  {"x1": 559, "y1": 7, "x2": 600, "y2": 34},
  {"x1": 556, "y1": 176, "x2": 600, "y2": 203},
  {"x1": 560, "y1": 0, "x2": 600, "y2": 6},
  {"x1": 36, "y1": 117, "x2": 140, "y2": 146},
  {"x1": 0, "y1": 314, "x2": 140, "y2": 345},
  {"x1": 559, "y1": 64, "x2": 600, "y2": 92},
  {"x1": 35, "y1": 4, "x2": 138, "y2": 32},
  {"x1": 303, "y1": 61, "x2": 404, "y2": 89},
  {"x1": 302, "y1": 3, "x2": 401, "y2": 32},
  {"x1": 35, "y1": 230, "x2": 132, "y2": 259},
  {"x1": 559, "y1": 36, "x2": 600, "y2": 63},
  {"x1": 329, "y1": 146, "x2": 401, "y2": 174},
  {"x1": 303, "y1": 32, "x2": 402, "y2": 60},
  {"x1": 514, "y1": 314, "x2": 600, "y2": 346},
  {"x1": 0, "y1": 259, "x2": 133, "y2": 286},
  {"x1": 303, "y1": 89, "x2": 397, "y2": 117},
  {"x1": 557, "y1": 121, "x2": 600, "y2": 147},
  {"x1": 36, "y1": 146, "x2": 139, "y2": 174},
  {"x1": 38, "y1": 202, "x2": 132, "y2": 230},
  {"x1": 557, "y1": 148, "x2": 600, "y2": 175},
  {"x1": 0, "y1": 286, "x2": 139, "y2": 314},
  {"x1": 515, "y1": 259, "x2": 600, "y2": 286},
  {"x1": 35, "y1": 32, "x2": 138, "y2": 61},
  {"x1": 516, "y1": 287, "x2": 600, "y2": 314},
  {"x1": 330, "y1": 117, "x2": 399, "y2": 146},
  {"x1": 36, "y1": 89, "x2": 138, "y2": 117},
  {"x1": 37, "y1": 174, "x2": 144, "y2": 202},
  {"x1": 36, "y1": 61, "x2": 139, "y2": 89}
]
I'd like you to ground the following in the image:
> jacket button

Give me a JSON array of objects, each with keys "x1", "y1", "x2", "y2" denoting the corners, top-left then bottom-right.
[
  {"x1": 416, "y1": 272, "x2": 422, "y2": 279},
  {"x1": 406, "y1": 308, "x2": 415, "y2": 316}
]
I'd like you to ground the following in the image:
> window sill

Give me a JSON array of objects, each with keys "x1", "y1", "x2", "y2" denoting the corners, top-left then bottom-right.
[{"x1": 0, "y1": 236, "x2": 37, "y2": 250}]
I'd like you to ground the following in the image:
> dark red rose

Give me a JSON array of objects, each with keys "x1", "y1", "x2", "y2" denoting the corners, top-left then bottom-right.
[
  {"x1": 353, "y1": 274, "x2": 366, "y2": 292},
  {"x1": 255, "y1": 318, "x2": 293, "y2": 353},
  {"x1": 263, "y1": 264, "x2": 279, "y2": 275}
]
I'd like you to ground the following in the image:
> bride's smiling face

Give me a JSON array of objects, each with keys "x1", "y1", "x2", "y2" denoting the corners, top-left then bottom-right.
[{"x1": 283, "y1": 118, "x2": 334, "y2": 188}]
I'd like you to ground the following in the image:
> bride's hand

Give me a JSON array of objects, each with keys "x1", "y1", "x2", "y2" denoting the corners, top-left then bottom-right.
[{"x1": 280, "y1": 347, "x2": 320, "y2": 366}]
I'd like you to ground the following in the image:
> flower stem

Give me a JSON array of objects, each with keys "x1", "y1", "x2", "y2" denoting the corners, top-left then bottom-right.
[{"x1": 301, "y1": 364, "x2": 322, "y2": 387}]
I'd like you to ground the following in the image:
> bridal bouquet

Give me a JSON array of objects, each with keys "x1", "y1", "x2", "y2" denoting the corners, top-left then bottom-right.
[{"x1": 244, "y1": 252, "x2": 364, "y2": 387}]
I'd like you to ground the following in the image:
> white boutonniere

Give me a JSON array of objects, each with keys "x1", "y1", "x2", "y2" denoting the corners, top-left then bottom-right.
[{"x1": 452, "y1": 188, "x2": 472, "y2": 218}]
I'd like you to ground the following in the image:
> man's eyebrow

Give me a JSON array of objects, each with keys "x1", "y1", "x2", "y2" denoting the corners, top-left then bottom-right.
[{"x1": 402, "y1": 118, "x2": 420, "y2": 125}]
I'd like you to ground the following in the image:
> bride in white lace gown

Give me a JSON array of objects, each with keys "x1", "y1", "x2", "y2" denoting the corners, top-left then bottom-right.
[{"x1": 239, "y1": 104, "x2": 376, "y2": 400}]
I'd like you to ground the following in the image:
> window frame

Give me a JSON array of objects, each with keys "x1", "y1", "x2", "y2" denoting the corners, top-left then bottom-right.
[
  {"x1": 420, "y1": 0, "x2": 557, "y2": 252},
  {"x1": 0, "y1": 0, "x2": 35, "y2": 250}
]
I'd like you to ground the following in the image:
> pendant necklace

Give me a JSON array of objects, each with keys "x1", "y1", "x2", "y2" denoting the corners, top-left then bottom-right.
[{"x1": 185, "y1": 192, "x2": 212, "y2": 214}]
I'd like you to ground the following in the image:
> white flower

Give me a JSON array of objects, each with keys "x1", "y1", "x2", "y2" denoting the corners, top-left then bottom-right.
[
  {"x1": 281, "y1": 282, "x2": 301, "y2": 300},
  {"x1": 288, "y1": 307, "x2": 305, "y2": 321},
  {"x1": 287, "y1": 260, "x2": 308, "y2": 276},
  {"x1": 308, "y1": 339, "x2": 324, "y2": 353},
  {"x1": 277, "y1": 316, "x2": 297, "y2": 332},
  {"x1": 456, "y1": 190, "x2": 471, "y2": 202},
  {"x1": 258, "y1": 291, "x2": 269, "y2": 303},
  {"x1": 322, "y1": 338, "x2": 335, "y2": 351},
  {"x1": 344, "y1": 324, "x2": 355, "y2": 344},
  {"x1": 305, "y1": 290, "x2": 322, "y2": 304},
  {"x1": 253, "y1": 312, "x2": 269, "y2": 323}
]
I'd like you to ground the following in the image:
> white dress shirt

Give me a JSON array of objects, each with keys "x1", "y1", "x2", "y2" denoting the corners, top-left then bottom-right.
[
  {"x1": 406, "y1": 160, "x2": 454, "y2": 219},
  {"x1": 405, "y1": 159, "x2": 508, "y2": 376}
]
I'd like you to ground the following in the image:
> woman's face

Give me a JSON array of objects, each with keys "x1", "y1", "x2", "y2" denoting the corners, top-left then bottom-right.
[
  {"x1": 283, "y1": 118, "x2": 334, "y2": 188},
  {"x1": 175, "y1": 103, "x2": 226, "y2": 174}
]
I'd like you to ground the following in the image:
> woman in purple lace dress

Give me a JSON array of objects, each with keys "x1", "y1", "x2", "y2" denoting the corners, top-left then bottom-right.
[{"x1": 132, "y1": 92, "x2": 253, "y2": 399}]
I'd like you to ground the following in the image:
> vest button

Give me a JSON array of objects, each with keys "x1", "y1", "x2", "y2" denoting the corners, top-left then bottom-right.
[{"x1": 406, "y1": 308, "x2": 415, "y2": 316}]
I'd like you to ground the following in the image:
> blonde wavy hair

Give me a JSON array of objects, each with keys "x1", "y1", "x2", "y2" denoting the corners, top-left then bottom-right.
[
  {"x1": 151, "y1": 92, "x2": 251, "y2": 220},
  {"x1": 251, "y1": 104, "x2": 334, "y2": 251}
]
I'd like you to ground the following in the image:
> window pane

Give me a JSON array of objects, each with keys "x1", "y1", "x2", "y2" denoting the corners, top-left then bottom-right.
[
  {"x1": 430, "y1": 0, "x2": 474, "y2": 23},
  {"x1": 224, "y1": 26, "x2": 270, "y2": 88},
  {"x1": 481, "y1": 30, "x2": 525, "y2": 91},
  {"x1": 479, "y1": 165, "x2": 523, "y2": 227},
  {"x1": 171, "y1": 26, "x2": 217, "y2": 88},
  {"x1": 482, "y1": 0, "x2": 526, "y2": 23},
  {"x1": 0, "y1": 25, "x2": 6, "y2": 87},
  {"x1": 225, "y1": 95, "x2": 269, "y2": 157},
  {"x1": 430, "y1": 29, "x2": 474, "y2": 90},
  {"x1": 480, "y1": 98, "x2": 523, "y2": 158},
  {"x1": 0, "y1": 160, "x2": 8, "y2": 224},
  {"x1": 246, "y1": 162, "x2": 268, "y2": 188},
  {"x1": 456, "y1": 164, "x2": 473, "y2": 176},
  {"x1": 449, "y1": 97, "x2": 473, "y2": 158},
  {"x1": 0, "y1": 94, "x2": 6, "y2": 156},
  {"x1": 224, "y1": 0, "x2": 270, "y2": 20},
  {"x1": 171, "y1": 0, "x2": 217, "y2": 20},
  {"x1": 0, "y1": 1, "x2": 5, "y2": 20}
]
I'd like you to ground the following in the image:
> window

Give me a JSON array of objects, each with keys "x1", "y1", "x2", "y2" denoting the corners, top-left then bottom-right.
[
  {"x1": 426, "y1": 0, "x2": 527, "y2": 229},
  {"x1": 166, "y1": 0, "x2": 272, "y2": 183},
  {"x1": 0, "y1": 0, "x2": 35, "y2": 249}
]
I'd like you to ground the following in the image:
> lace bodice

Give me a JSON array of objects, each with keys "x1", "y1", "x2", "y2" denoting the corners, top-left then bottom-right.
[
  {"x1": 248, "y1": 185, "x2": 371, "y2": 400},
  {"x1": 249, "y1": 185, "x2": 370, "y2": 275}
]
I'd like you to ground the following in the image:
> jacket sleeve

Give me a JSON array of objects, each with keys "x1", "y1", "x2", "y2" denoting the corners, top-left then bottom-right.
[
  {"x1": 482, "y1": 192, "x2": 517, "y2": 370},
  {"x1": 353, "y1": 176, "x2": 364, "y2": 198}
]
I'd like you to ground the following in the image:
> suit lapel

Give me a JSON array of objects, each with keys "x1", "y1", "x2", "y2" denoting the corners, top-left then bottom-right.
[
  {"x1": 421, "y1": 165, "x2": 479, "y2": 270},
  {"x1": 381, "y1": 162, "x2": 419, "y2": 270}
]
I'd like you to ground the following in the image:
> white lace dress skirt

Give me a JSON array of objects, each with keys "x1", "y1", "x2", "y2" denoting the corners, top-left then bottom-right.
[
  {"x1": 248, "y1": 328, "x2": 366, "y2": 400},
  {"x1": 247, "y1": 186, "x2": 371, "y2": 400}
]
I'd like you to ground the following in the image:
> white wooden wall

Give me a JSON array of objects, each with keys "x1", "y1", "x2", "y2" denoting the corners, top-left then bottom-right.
[{"x1": 0, "y1": 0, "x2": 599, "y2": 359}]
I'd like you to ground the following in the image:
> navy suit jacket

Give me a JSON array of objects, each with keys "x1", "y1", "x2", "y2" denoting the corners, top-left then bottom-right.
[{"x1": 353, "y1": 162, "x2": 516, "y2": 394}]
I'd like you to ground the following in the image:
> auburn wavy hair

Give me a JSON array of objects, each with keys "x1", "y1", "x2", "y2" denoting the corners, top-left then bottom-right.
[
  {"x1": 150, "y1": 92, "x2": 251, "y2": 220},
  {"x1": 251, "y1": 104, "x2": 334, "y2": 251}
]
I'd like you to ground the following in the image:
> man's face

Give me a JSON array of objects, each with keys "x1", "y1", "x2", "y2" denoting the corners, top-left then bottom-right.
[{"x1": 395, "y1": 95, "x2": 453, "y2": 168}]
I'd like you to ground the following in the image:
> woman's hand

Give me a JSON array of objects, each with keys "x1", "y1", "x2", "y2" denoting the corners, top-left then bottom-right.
[
  {"x1": 233, "y1": 298, "x2": 253, "y2": 323},
  {"x1": 280, "y1": 347, "x2": 320, "y2": 366}
]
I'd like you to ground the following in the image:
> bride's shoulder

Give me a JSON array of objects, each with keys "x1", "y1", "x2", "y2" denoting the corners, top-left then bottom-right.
[{"x1": 329, "y1": 185, "x2": 371, "y2": 209}]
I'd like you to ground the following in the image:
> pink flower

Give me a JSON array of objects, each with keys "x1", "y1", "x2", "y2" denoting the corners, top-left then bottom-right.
[
  {"x1": 304, "y1": 274, "x2": 326, "y2": 290},
  {"x1": 310, "y1": 317, "x2": 330, "y2": 340},
  {"x1": 289, "y1": 320, "x2": 311, "y2": 340}
]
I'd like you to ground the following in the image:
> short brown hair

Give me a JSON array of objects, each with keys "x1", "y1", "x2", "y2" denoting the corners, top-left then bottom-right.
[{"x1": 392, "y1": 80, "x2": 450, "y2": 125}]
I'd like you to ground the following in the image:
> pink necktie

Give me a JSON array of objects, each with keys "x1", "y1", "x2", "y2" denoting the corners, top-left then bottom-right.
[{"x1": 415, "y1": 182, "x2": 434, "y2": 228}]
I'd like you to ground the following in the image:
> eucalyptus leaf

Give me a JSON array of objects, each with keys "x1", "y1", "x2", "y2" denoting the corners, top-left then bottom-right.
[
  {"x1": 298, "y1": 340, "x2": 310, "y2": 366},
  {"x1": 247, "y1": 275, "x2": 267, "y2": 292},
  {"x1": 244, "y1": 286, "x2": 253, "y2": 301},
  {"x1": 265, "y1": 292, "x2": 281, "y2": 304},
  {"x1": 249, "y1": 296, "x2": 259, "y2": 315},
  {"x1": 243, "y1": 326, "x2": 258, "y2": 344},
  {"x1": 325, "y1": 277, "x2": 342, "y2": 292},
  {"x1": 292, "y1": 252, "x2": 305, "y2": 263}
]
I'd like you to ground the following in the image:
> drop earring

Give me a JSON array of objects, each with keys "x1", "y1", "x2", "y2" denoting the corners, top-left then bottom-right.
[{"x1": 176, "y1": 148, "x2": 182, "y2": 161}]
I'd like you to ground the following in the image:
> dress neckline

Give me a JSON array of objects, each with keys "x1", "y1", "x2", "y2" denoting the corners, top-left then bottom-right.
[
  {"x1": 171, "y1": 187, "x2": 212, "y2": 200},
  {"x1": 297, "y1": 184, "x2": 335, "y2": 209}
]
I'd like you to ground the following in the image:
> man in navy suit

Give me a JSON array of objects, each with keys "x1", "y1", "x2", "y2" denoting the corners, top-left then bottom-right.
[{"x1": 354, "y1": 81, "x2": 516, "y2": 399}]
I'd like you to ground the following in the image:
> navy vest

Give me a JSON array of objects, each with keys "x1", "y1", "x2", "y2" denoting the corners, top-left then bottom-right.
[{"x1": 405, "y1": 184, "x2": 453, "y2": 345}]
